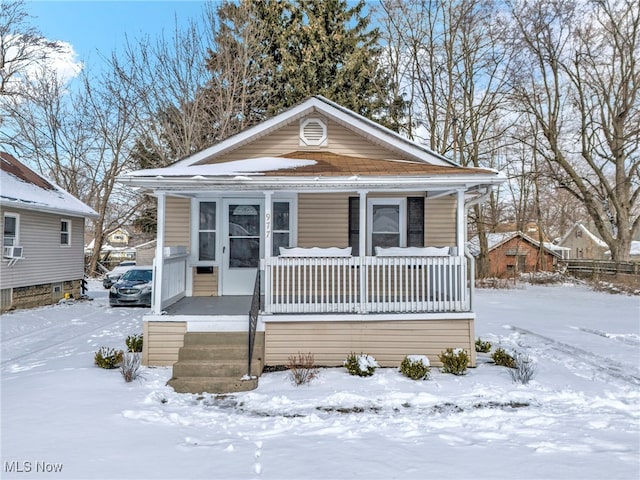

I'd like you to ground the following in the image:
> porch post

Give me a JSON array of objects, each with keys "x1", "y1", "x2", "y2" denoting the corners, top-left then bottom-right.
[
  {"x1": 358, "y1": 190, "x2": 367, "y2": 312},
  {"x1": 152, "y1": 191, "x2": 166, "y2": 314},
  {"x1": 263, "y1": 191, "x2": 273, "y2": 314},
  {"x1": 456, "y1": 188, "x2": 466, "y2": 256}
]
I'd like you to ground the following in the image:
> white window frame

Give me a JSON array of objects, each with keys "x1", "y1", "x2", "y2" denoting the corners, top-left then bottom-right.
[
  {"x1": 3, "y1": 212, "x2": 19, "y2": 247},
  {"x1": 60, "y1": 219, "x2": 71, "y2": 246},
  {"x1": 192, "y1": 199, "x2": 219, "y2": 265},
  {"x1": 367, "y1": 198, "x2": 406, "y2": 255},
  {"x1": 271, "y1": 196, "x2": 297, "y2": 256}
]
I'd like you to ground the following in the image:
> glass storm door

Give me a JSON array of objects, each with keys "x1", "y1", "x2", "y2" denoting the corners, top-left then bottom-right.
[{"x1": 222, "y1": 200, "x2": 263, "y2": 295}]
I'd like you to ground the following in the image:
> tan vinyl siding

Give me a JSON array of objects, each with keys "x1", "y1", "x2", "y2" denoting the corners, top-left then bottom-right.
[
  {"x1": 0, "y1": 207, "x2": 85, "y2": 290},
  {"x1": 165, "y1": 196, "x2": 190, "y2": 248},
  {"x1": 425, "y1": 195, "x2": 456, "y2": 246},
  {"x1": 211, "y1": 118, "x2": 413, "y2": 163},
  {"x1": 297, "y1": 193, "x2": 349, "y2": 248},
  {"x1": 192, "y1": 266, "x2": 219, "y2": 296},
  {"x1": 265, "y1": 319, "x2": 475, "y2": 368},
  {"x1": 143, "y1": 321, "x2": 187, "y2": 366}
]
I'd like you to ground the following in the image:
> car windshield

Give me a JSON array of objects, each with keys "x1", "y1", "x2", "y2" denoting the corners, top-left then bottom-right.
[{"x1": 120, "y1": 269, "x2": 152, "y2": 283}]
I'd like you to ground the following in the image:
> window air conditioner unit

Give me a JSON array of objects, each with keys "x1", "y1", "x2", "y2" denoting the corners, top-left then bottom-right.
[{"x1": 3, "y1": 245, "x2": 24, "y2": 259}]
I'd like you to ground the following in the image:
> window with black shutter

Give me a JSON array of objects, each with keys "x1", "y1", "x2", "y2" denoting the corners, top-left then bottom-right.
[
  {"x1": 407, "y1": 197, "x2": 425, "y2": 247},
  {"x1": 348, "y1": 197, "x2": 359, "y2": 256}
]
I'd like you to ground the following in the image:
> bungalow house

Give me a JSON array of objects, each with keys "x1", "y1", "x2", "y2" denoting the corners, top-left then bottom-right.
[
  {"x1": 467, "y1": 231, "x2": 561, "y2": 278},
  {"x1": 558, "y1": 222, "x2": 608, "y2": 260},
  {"x1": 1, "y1": 152, "x2": 98, "y2": 311},
  {"x1": 117, "y1": 96, "x2": 506, "y2": 394}
]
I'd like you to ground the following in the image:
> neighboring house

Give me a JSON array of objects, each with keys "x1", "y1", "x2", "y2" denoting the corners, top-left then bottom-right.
[
  {"x1": 558, "y1": 222, "x2": 608, "y2": 259},
  {"x1": 1, "y1": 152, "x2": 98, "y2": 311},
  {"x1": 467, "y1": 231, "x2": 560, "y2": 278},
  {"x1": 117, "y1": 96, "x2": 506, "y2": 393},
  {"x1": 106, "y1": 227, "x2": 130, "y2": 247}
]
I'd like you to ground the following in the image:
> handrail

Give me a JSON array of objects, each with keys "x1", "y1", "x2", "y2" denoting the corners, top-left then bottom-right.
[{"x1": 247, "y1": 269, "x2": 261, "y2": 377}]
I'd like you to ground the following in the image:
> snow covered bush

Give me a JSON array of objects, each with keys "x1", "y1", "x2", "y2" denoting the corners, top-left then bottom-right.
[
  {"x1": 286, "y1": 352, "x2": 320, "y2": 386},
  {"x1": 438, "y1": 348, "x2": 469, "y2": 375},
  {"x1": 491, "y1": 348, "x2": 516, "y2": 368},
  {"x1": 400, "y1": 355, "x2": 431, "y2": 380},
  {"x1": 344, "y1": 352, "x2": 378, "y2": 377},
  {"x1": 125, "y1": 333, "x2": 143, "y2": 353},
  {"x1": 510, "y1": 352, "x2": 537, "y2": 384},
  {"x1": 475, "y1": 338, "x2": 492, "y2": 353},
  {"x1": 94, "y1": 347, "x2": 123, "y2": 369},
  {"x1": 120, "y1": 352, "x2": 142, "y2": 382}
]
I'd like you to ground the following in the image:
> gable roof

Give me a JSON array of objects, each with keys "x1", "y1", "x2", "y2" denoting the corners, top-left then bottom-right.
[
  {"x1": 175, "y1": 96, "x2": 459, "y2": 168},
  {"x1": 0, "y1": 152, "x2": 98, "y2": 218},
  {"x1": 467, "y1": 231, "x2": 561, "y2": 257},
  {"x1": 558, "y1": 222, "x2": 608, "y2": 248}
]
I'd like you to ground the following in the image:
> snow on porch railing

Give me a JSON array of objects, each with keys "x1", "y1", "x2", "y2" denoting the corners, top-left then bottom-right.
[
  {"x1": 160, "y1": 251, "x2": 188, "y2": 310},
  {"x1": 264, "y1": 255, "x2": 470, "y2": 314}
]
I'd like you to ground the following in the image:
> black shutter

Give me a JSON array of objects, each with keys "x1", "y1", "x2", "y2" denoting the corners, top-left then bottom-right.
[
  {"x1": 407, "y1": 197, "x2": 425, "y2": 247},
  {"x1": 348, "y1": 197, "x2": 360, "y2": 256}
]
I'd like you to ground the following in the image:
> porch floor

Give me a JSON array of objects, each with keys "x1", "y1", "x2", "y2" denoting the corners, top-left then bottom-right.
[{"x1": 164, "y1": 296, "x2": 253, "y2": 316}]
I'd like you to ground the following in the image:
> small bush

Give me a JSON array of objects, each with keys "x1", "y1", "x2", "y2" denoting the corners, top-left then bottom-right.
[
  {"x1": 125, "y1": 333, "x2": 143, "y2": 353},
  {"x1": 491, "y1": 348, "x2": 516, "y2": 368},
  {"x1": 344, "y1": 352, "x2": 378, "y2": 377},
  {"x1": 510, "y1": 352, "x2": 537, "y2": 384},
  {"x1": 94, "y1": 347, "x2": 124, "y2": 369},
  {"x1": 120, "y1": 352, "x2": 143, "y2": 382},
  {"x1": 475, "y1": 338, "x2": 492, "y2": 353},
  {"x1": 286, "y1": 352, "x2": 320, "y2": 386},
  {"x1": 439, "y1": 348, "x2": 469, "y2": 375},
  {"x1": 400, "y1": 355, "x2": 431, "y2": 380}
]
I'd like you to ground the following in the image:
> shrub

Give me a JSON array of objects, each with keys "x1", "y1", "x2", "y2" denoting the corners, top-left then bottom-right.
[
  {"x1": 94, "y1": 347, "x2": 124, "y2": 369},
  {"x1": 475, "y1": 338, "x2": 492, "y2": 353},
  {"x1": 125, "y1": 333, "x2": 143, "y2": 353},
  {"x1": 400, "y1": 355, "x2": 431, "y2": 380},
  {"x1": 286, "y1": 352, "x2": 320, "y2": 386},
  {"x1": 344, "y1": 352, "x2": 378, "y2": 377},
  {"x1": 491, "y1": 348, "x2": 516, "y2": 368},
  {"x1": 120, "y1": 352, "x2": 143, "y2": 382},
  {"x1": 510, "y1": 352, "x2": 537, "y2": 384},
  {"x1": 439, "y1": 348, "x2": 469, "y2": 375}
]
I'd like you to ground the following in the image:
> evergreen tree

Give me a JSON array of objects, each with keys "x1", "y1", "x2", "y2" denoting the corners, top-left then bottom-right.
[{"x1": 205, "y1": 0, "x2": 402, "y2": 131}]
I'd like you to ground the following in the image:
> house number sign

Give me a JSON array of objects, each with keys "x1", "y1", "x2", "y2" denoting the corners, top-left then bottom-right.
[{"x1": 265, "y1": 212, "x2": 271, "y2": 238}]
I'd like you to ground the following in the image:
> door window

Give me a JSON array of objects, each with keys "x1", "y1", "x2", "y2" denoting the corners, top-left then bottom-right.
[{"x1": 228, "y1": 204, "x2": 260, "y2": 268}]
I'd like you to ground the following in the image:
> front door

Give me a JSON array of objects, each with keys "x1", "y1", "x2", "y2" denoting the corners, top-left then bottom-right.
[{"x1": 222, "y1": 199, "x2": 263, "y2": 295}]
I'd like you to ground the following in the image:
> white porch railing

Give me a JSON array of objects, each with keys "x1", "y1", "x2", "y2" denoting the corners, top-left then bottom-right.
[
  {"x1": 160, "y1": 253, "x2": 188, "y2": 310},
  {"x1": 264, "y1": 256, "x2": 471, "y2": 314}
]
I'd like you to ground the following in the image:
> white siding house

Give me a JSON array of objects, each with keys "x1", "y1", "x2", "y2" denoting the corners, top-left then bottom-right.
[{"x1": 1, "y1": 152, "x2": 98, "y2": 311}]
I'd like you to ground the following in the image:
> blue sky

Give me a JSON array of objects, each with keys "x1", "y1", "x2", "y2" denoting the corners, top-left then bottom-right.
[{"x1": 25, "y1": 0, "x2": 209, "y2": 64}]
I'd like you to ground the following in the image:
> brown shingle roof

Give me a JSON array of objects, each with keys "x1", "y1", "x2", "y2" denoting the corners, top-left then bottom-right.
[
  {"x1": 266, "y1": 151, "x2": 495, "y2": 177},
  {"x1": 0, "y1": 152, "x2": 55, "y2": 190}
]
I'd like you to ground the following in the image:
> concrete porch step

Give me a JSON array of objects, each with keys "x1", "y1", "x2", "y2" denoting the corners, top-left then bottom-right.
[
  {"x1": 172, "y1": 360, "x2": 262, "y2": 378},
  {"x1": 169, "y1": 331, "x2": 265, "y2": 395},
  {"x1": 167, "y1": 376, "x2": 259, "y2": 394},
  {"x1": 183, "y1": 332, "x2": 264, "y2": 347},
  {"x1": 179, "y1": 345, "x2": 248, "y2": 361}
]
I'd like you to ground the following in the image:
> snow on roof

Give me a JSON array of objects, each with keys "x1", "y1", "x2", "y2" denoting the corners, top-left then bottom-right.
[
  {"x1": 467, "y1": 231, "x2": 559, "y2": 257},
  {"x1": 0, "y1": 152, "x2": 98, "y2": 218},
  {"x1": 123, "y1": 157, "x2": 317, "y2": 178},
  {"x1": 559, "y1": 222, "x2": 608, "y2": 248}
]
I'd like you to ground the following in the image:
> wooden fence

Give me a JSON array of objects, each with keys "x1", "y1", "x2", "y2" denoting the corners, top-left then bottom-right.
[{"x1": 563, "y1": 259, "x2": 640, "y2": 276}]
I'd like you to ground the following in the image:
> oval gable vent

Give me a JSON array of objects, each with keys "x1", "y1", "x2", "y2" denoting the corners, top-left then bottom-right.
[{"x1": 300, "y1": 118, "x2": 327, "y2": 146}]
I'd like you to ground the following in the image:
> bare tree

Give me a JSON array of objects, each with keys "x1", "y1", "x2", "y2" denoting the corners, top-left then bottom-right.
[
  {"x1": 0, "y1": 0, "x2": 63, "y2": 98},
  {"x1": 509, "y1": 0, "x2": 640, "y2": 261},
  {"x1": 1, "y1": 60, "x2": 143, "y2": 275},
  {"x1": 379, "y1": 0, "x2": 514, "y2": 277}
]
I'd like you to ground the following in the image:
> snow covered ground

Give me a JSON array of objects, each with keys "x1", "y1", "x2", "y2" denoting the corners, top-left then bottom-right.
[{"x1": 1, "y1": 281, "x2": 639, "y2": 479}]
